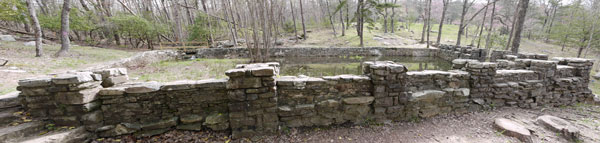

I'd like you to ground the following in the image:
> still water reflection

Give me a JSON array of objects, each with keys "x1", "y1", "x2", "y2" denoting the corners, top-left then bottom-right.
[{"x1": 266, "y1": 56, "x2": 451, "y2": 77}]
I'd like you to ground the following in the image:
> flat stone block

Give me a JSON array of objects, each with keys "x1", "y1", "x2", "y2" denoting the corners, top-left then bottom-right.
[
  {"x1": 536, "y1": 115, "x2": 581, "y2": 141},
  {"x1": 342, "y1": 96, "x2": 375, "y2": 105},
  {"x1": 124, "y1": 81, "x2": 161, "y2": 93},
  {"x1": 494, "y1": 118, "x2": 532, "y2": 143},
  {"x1": 18, "y1": 77, "x2": 51, "y2": 87}
]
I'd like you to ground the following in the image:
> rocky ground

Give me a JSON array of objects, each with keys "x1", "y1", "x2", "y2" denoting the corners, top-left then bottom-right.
[{"x1": 92, "y1": 105, "x2": 600, "y2": 143}]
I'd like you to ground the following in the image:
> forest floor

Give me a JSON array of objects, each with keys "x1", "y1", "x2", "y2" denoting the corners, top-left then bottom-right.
[
  {"x1": 0, "y1": 41, "x2": 133, "y2": 95},
  {"x1": 95, "y1": 104, "x2": 600, "y2": 143}
]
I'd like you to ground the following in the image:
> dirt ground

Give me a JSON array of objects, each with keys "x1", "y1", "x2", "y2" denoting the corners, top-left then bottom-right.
[
  {"x1": 94, "y1": 104, "x2": 600, "y2": 143},
  {"x1": 0, "y1": 41, "x2": 133, "y2": 95}
]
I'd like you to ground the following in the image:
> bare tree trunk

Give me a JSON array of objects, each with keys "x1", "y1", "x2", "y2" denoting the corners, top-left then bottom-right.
[
  {"x1": 346, "y1": 1, "x2": 350, "y2": 30},
  {"x1": 173, "y1": 0, "x2": 184, "y2": 43},
  {"x1": 510, "y1": 0, "x2": 530, "y2": 54},
  {"x1": 583, "y1": 18, "x2": 596, "y2": 58},
  {"x1": 456, "y1": 0, "x2": 469, "y2": 46},
  {"x1": 420, "y1": 0, "x2": 427, "y2": 43},
  {"x1": 56, "y1": 0, "x2": 71, "y2": 57},
  {"x1": 200, "y1": 0, "x2": 214, "y2": 45},
  {"x1": 325, "y1": 0, "x2": 337, "y2": 37},
  {"x1": 357, "y1": 0, "x2": 365, "y2": 47},
  {"x1": 26, "y1": 0, "x2": 43, "y2": 57},
  {"x1": 384, "y1": 0, "x2": 389, "y2": 33},
  {"x1": 485, "y1": 0, "x2": 496, "y2": 49},
  {"x1": 545, "y1": 4, "x2": 558, "y2": 42},
  {"x1": 290, "y1": 0, "x2": 299, "y2": 42},
  {"x1": 184, "y1": 0, "x2": 194, "y2": 25},
  {"x1": 225, "y1": 0, "x2": 238, "y2": 45},
  {"x1": 339, "y1": 0, "x2": 346, "y2": 36},
  {"x1": 426, "y1": 0, "x2": 431, "y2": 48},
  {"x1": 476, "y1": 0, "x2": 489, "y2": 49},
  {"x1": 391, "y1": 0, "x2": 397, "y2": 33},
  {"x1": 505, "y1": 1, "x2": 521, "y2": 51},
  {"x1": 300, "y1": 0, "x2": 307, "y2": 40},
  {"x1": 436, "y1": 0, "x2": 449, "y2": 45}
]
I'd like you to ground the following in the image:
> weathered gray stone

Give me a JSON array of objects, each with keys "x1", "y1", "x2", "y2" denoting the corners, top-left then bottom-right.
[
  {"x1": 52, "y1": 72, "x2": 95, "y2": 84},
  {"x1": 342, "y1": 97, "x2": 375, "y2": 105},
  {"x1": 161, "y1": 80, "x2": 196, "y2": 91},
  {"x1": 410, "y1": 90, "x2": 445, "y2": 102},
  {"x1": 225, "y1": 69, "x2": 246, "y2": 77},
  {"x1": 141, "y1": 117, "x2": 178, "y2": 130},
  {"x1": 102, "y1": 75, "x2": 129, "y2": 87},
  {"x1": 0, "y1": 35, "x2": 16, "y2": 41},
  {"x1": 0, "y1": 91, "x2": 20, "y2": 109},
  {"x1": 593, "y1": 73, "x2": 600, "y2": 80},
  {"x1": 98, "y1": 86, "x2": 126, "y2": 96},
  {"x1": 99, "y1": 124, "x2": 137, "y2": 137},
  {"x1": 203, "y1": 113, "x2": 229, "y2": 131},
  {"x1": 124, "y1": 82, "x2": 161, "y2": 93},
  {"x1": 81, "y1": 110, "x2": 103, "y2": 125},
  {"x1": 251, "y1": 67, "x2": 275, "y2": 76},
  {"x1": 180, "y1": 114, "x2": 204, "y2": 124},
  {"x1": 494, "y1": 118, "x2": 532, "y2": 143},
  {"x1": 18, "y1": 77, "x2": 51, "y2": 87},
  {"x1": 55, "y1": 87, "x2": 101, "y2": 104},
  {"x1": 536, "y1": 115, "x2": 581, "y2": 141}
]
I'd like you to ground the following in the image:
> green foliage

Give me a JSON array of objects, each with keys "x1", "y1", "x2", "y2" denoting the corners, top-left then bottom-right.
[
  {"x1": 0, "y1": 0, "x2": 27, "y2": 22},
  {"x1": 283, "y1": 21, "x2": 296, "y2": 33},
  {"x1": 108, "y1": 14, "x2": 168, "y2": 40},
  {"x1": 39, "y1": 8, "x2": 97, "y2": 32},
  {"x1": 188, "y1": 13, "x2": 225, "y2": 42}
]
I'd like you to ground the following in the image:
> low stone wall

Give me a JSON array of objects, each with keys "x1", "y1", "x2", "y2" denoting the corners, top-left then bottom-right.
[
  {"x1": 195, "y1": 47, "x2": 439, "y2": 58},
  {"x1": 437, "y1": 44, "x2": 488, "y2": 62},
  {"x1": 16, "y1": 57, "x2": 595, "y2": 140}
]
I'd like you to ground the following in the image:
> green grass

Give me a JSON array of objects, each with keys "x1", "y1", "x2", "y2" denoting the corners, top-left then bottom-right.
[{"x1": 129, "y1": 58, "x2": 248, "y2": 82}]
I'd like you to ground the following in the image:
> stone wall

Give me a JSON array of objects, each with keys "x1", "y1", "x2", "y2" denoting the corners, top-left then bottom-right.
[
  {"x1": 16, "y1": 58, "x2": 595, "y2": 140},
  {"x1": 196, "y1": 47, "x2": 439, "y2": 58},
  {"x1": 96, "y1": 79, "x2": 228, "y2": 138},
  {"x1": 437, "y1": 44, "x2": 488, "y2": 62}
]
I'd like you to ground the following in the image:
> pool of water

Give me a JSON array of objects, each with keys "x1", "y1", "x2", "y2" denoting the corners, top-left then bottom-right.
[{"x1": 268, "y1": 56, "x2": 451, "y2": 77}]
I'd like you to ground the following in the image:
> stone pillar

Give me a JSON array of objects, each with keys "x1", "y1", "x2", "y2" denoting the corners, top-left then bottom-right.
[
  {"x1": 552, "y1": 57, "x2": 595, "y2": 103},
  {"x1": 465, "y1": 61, "x2": 498, "y2": 110},
  {"x1": 363, "y1": 61, "x2": 407, "y2": 122},
  {"x1": 225, "y1": 63, "x2": 279, "y2": 139},
  {"x1": 17, "y1": 71, "x2": 104, "y2": 127}
]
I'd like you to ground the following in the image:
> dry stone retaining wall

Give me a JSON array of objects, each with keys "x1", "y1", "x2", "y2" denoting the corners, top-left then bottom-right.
[{"x1": 15, "y1": 56, "x2": 595, "y2": 139}]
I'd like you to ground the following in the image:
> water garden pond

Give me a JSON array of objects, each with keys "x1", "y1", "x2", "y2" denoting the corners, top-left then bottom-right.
[{"x1": 129, "y1": 56, "x2": 451, "y2": 82}]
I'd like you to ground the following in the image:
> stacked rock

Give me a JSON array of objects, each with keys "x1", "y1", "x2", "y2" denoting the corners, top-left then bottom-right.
[
  {"x1": 93, "y1": 68, "x2": 129, "y2": 87},
  {"x1": 465, "y1": 61, "x2": 498, "y2": 109},
  {"x1": 17, "y1": 72, "x2": 103, "y2": 127},
  {"x1": 225, "y1": 63, "x2": 279, "y2": 139},
  {"x1": 551, "y1": 57, "x2": 595, "y2": 104},
  {"x1": 363, "y1": 61, "x2": 407, "y2": 122}
]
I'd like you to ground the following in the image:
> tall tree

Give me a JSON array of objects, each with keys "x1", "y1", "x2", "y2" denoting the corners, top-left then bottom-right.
[
  {"x1": 485, "y1": 0, "x2": 496, "y2": 49},
  {"x1": 338, "y1": 0, "x2": 346, "y2": 36},
  {"x1": 325, "y1": 0, "x2": 337, "y2": 36},
  {"x1": 357, "y1": 0, "x2": 365, "y2": 47},
  {"x1": 200, "y1": 0, "x2": 214, "y2": 44},
  {"x1": 456, "y1": 0, "x2": 470, "y2": 46},
  {"x1": 299, "y1": 0, "x2": 307, "y2": 39},
  {"x1": 391, "y1": 0, "x2": 398, "y2": 33},
  {"x1": 476, "y1": 0, "x2": 490, "y2": 49},
  {"x1": 425, "y1": 0, "x2": 431, "y2": 48},
  {"x1": 290, "y1": 0, "x2": 299, "y2": 42},
  {"x1": 26, "y1": 0, "x2": 42, "y2": 57},
  {"x1": 436, "y1": 0, "x2": 450, "y2": 45},
  {"x1": 510, "y1": 0, "x2": 530, "y2": 54},
  {"x1": 56, "y1": 0, "x2": 71, "y2": 57}
]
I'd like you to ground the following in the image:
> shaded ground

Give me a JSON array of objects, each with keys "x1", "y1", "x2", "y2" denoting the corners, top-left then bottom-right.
[
  {"x1": 0, "y1": 41, "x2": 134, "y2": 95},
  {"x1": 94, "y1": 105, "x2": 600, "y2": 143}
]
